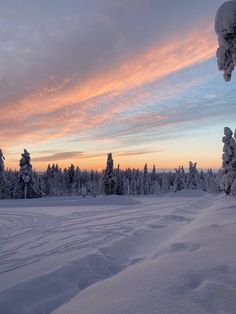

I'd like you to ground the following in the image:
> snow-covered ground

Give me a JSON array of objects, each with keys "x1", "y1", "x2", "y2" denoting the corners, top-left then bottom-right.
[{"x1": 0, "y1": 191, "x2": 235, "y2": 314}]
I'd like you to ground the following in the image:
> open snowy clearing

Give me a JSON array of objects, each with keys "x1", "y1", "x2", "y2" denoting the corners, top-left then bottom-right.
[{"x1": 0, "y1": 192, "x2": 236, "y2": 314}]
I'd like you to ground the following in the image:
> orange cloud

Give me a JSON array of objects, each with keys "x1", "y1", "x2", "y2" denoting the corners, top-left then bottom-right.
[
  {"x1": 0, "y1": 27, "x2": 216, "y2": 144},
  {"x1": 0, "y1": 25, "x2": 219, "y2": 174}
]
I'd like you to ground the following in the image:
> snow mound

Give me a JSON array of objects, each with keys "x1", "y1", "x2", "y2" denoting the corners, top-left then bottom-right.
[
  {"x1": 0, "y1": 252, "x2": 122, "y2": 314},
  {"x1": 53, "y1": 195, "x2": 236, "y2": 314}
]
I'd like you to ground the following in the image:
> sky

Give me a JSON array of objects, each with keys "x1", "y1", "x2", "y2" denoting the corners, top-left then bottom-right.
[{"x1": 1, "y1": 0, "x2": 235, "y2": 171}]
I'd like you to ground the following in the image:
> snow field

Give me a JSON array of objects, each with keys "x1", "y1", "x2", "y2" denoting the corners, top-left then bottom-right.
[{"x1": 0, "y1": 192, "x2": 235, "y2": 314}]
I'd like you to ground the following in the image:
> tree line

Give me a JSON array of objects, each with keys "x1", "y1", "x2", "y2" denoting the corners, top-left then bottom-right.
[{"x1": 0, "y1": 149, "x2": 218, "y2": 199}]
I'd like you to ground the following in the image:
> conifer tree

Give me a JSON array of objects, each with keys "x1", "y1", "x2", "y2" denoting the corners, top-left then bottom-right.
[
  {"x1": 187, "y1": 161, "x2": 200, "y2": 190},
  {"x1": 0, "y1": 149, "x2": 7, "y2": 199},
  {"x1": 103, "y1": 153, "x2": 116, "y2": 195},
  {"x1": 116, "y1": 164, "x2": 123, "y2": 195},
  {"x1": 143, "y1": 163, "x2": 149, "y2": 195},
  {"x1": 14, "y1": 149, "x2": 41, "y2": 198},
  {"x1": 219, "y1": 127, "x2": 236, "y2": 195}
]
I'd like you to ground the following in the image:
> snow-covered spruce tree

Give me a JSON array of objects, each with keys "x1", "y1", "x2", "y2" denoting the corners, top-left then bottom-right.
[
  {"x1": 14, "y1": 149, "x2": 41, "y2": 199},
  {"x1": 150, "y1": 165, "x2": 156, "y2": 194},
  {"x1": 215, "y1": 1, "x2": 236, "y2": 81},
  {"x1": 199, "y1": 170, "x2": 207, "y2": 191},
  {"x1": 136, "y1": 169, "x2": 142, "y2": 195},
  {"x1": 5, "y1": 169, "x2": 18, "y2": 199},
  {"x1": 43, "y1": 164, "x2": 62, "y2": 196},
  {"x1": 86, "y1": 170, "x2": 97, "y2": 197},
  {"x1": 143, "y1": 163, "x2": 149, "y2": 195},
  {"x1": 103, "y1": 153, "x2": 116, "y2": 195},
  {"x1": 124, "y1": 177, "x2": 131, "y2": 195},
  {"x1": 43, "y1": 164, "x2": 51, "y2": 195},
  {"x1": 74, "y1": 166, "x2": 81, "y2": 194},
  {"x1": 0, "y1": 149, "x2": 8, "y2": 199},
  {"x1": 187, "y1": 161, "x2": 200, "y2": 190},
  {"x1": 91, "y1": 170, "x2": 98, "y2": 197},
  {"x1": 124, "y1": 168, "x2": 132, "y2": 195},
  {"x1": 67, "y1": 164, "x2": 76, "y2": 195},
  {"x1": 180, "y1": 166, "x2": 187, "y2": 189},
  {"x1": 174, "y1": 167, "x2": 183, "y2": 192},
  {"x1": 151, "y1": 165, "x2": 161, "y2": 194},
  {"x1": 53, "y1": 164, "x2": 63, "y2": 195},
  {"x1": 160, "y1": 172, "x2": 171, "y2": 193},
  {"x1": 0, "y1": 149, "x2": 5, "y2": 173},
  {"x1": 205, "y1": 169, "x2": 217, "y2": 193},
  {"x1": 115, "y1": 164, "x2": 123, "y2": 195},
  {"x1": 218, "y1": 127, "x2": 236, "y2": 195}
]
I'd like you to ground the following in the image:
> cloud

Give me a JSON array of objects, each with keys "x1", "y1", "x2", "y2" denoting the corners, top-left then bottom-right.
[
  {"x1": 32, "y1": 149, "x2": 161, "y2": 163},
  {"x1": 0, "y1": 0, "x2": 220, "y2": 111},
  {"x1": 0, "y1": 0, "x2": 230, "y2": 170},
  {"x1": 32, "y1": 151, "x2": 86, "y2": 162},
  {"x1": 0, "y1": 27, "x2": 216, "y2": 145}
]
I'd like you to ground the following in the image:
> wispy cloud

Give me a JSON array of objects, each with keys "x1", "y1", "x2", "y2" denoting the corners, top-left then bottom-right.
[
  {"x1": 0, "y1": 28, "x2": 216, "y2": 145},
  {"x1": 32, "y1": 149, "x2": 161, "y2": 163}
]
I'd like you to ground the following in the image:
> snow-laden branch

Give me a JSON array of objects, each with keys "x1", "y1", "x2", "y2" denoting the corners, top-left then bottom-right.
[{"x1": 215, "y1": 1, "x2": 236, "y2": 81}]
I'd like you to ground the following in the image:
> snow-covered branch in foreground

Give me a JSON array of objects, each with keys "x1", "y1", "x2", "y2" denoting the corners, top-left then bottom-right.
[{"x1": 215, "y1": 1, "x2": 236, "y2": 81}]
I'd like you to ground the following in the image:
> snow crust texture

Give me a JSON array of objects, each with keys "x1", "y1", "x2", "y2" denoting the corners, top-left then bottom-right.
[
  {"x1": 0, "y1": 192, "x2": 236, "y2": 314},
  {"x1": 215, "y1": 1, "x2": 236, "y2": 81}
]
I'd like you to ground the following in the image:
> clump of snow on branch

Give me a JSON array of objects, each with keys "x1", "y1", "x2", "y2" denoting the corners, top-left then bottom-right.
[{"x1": 215, "y1": 1, "x2": 236, "y2": 81}]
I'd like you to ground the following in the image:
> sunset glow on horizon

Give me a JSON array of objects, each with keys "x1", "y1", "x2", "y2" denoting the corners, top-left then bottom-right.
[{"x1": 1, "y1": 0, "x2": 235, "y2": 172}]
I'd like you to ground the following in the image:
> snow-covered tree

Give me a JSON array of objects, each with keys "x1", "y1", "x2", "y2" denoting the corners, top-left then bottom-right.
[
  {"x1": 150, "y1": 165, "x2": 157, "y2": 194},
  {"x1": 0, "y1": 149, "x2": 5, "y2": 173},
  {"x1": 205, "y1": 169, "x2": 217, "y2": 193},
  {"x1": 115, "y1": 164, "x2": 123, "y2": 195},
  {"x1": 14, "y1": 149, "x2": 41, "y2": 199},
  {"x1": 74, "y1": 166, "x2": 81, "y2": 194},
  {"x1": 5, "y1": 169, "x2": 18, "y2": 199},
  {"x1": 174, "y1": 166, "x2": 186, "y2": 192},
  {"x1": 90, "y1": 171, "x2": 98, "y2": 197},
  {"x1": 199, "y1": 170, "x2": 206, "y2": 191},
  {"x1": 143, "y1": 163, "x2": 149, "y2": 195},
  {"x1": 215, "y1": 1, "x2": 236, "y2": 81},
  {"x1": 124, "y1": 177, "x2": 131, "y2": 195},
  {"x1": 81, "y1": 185, "x2": 87, "y2": 198},
  {"x1": 0, "y1": 149, "x2": 7, "y2": 199},
  {"x1": 43, "y1": 164, "x2": 63, "y2": 196},
  {"x1": 174, "y1": 167, "x2": 182, "y2": 192},
  {"x1": 161, "y1": 172, "x2": 171, "y2": 193},
  {"x1": 103, "y1": 153, "x2": 116, "y2": 195},
  {"x1": 187, "y1": 161, "x2": 200, "y2": 190},
  {"x1": 218, "y1": 127, "x2": 236, "y2": 195},
  {"x1": 66, "y1": 164, "x2": 76, "y2": 195}
]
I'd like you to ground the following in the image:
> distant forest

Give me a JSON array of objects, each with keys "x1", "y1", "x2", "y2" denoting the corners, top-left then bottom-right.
[{"x1": 0, "y1": 149, "x2": 218, "y2": 199}]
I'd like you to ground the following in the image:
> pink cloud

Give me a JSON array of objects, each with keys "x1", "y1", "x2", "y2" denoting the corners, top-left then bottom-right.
[{"x1": 0, "y1": 27, "x2": 216, "y2": 149}]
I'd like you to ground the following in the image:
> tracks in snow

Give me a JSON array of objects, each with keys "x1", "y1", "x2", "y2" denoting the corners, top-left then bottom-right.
[{"x1": 0, "y1": 193, "x2": 214, "y2": 314}]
